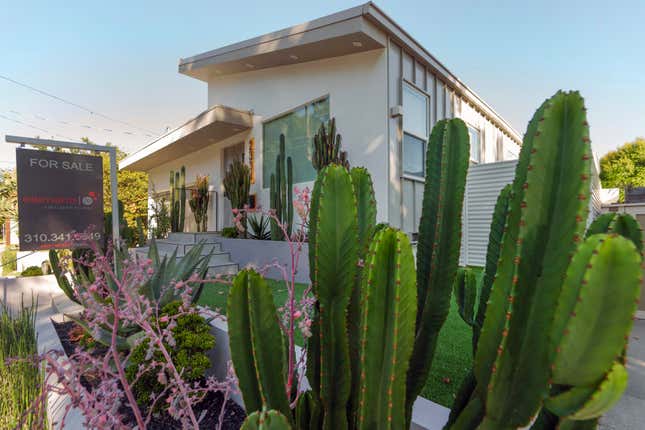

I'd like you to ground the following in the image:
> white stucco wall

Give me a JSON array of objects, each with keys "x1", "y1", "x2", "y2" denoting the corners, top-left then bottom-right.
[{"x1": 148, "y1": 48, "x2": 389, "y2": 230}]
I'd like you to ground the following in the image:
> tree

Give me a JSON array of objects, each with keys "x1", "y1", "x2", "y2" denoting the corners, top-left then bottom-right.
[
  {"x1": 0, "y1": 169, "x2": 17, "y2": 221},
  {"x1": 600, "y1": 138, "x2": 645, "y2": 201}
]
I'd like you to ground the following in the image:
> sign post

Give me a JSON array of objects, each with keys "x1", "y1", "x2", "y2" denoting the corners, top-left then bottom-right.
[{"x1": 5, "y1": 135, "x2": 120, "y2": 252}]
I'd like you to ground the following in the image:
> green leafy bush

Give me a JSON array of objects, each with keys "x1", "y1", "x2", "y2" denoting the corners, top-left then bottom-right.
[
  {"x1": 20, "y1": 266, "x2": 43, "y2": 277},
  {"x1": 125, "y1": 301, "x2": 215, "y2": 407},
  {"x1": 1, "y1": 247, "x2": 16, "y2": 275},
  {"x1": 221, "y1": 226, "x2": 238, "y2": 238}
]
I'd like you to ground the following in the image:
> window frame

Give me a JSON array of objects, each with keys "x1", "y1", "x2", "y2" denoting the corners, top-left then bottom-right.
[
  {"x1": 467, "y1": 123, "x2": 482, "y2": 164},
  {"x1": 261, "y1": 94, "x2": 331, "y2": 188},
  {"x1": 401, "y1": 80, "x2": 431, "y2": 181}
]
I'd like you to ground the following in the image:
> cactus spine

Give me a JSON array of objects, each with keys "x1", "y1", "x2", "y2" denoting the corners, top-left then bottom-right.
[
  {"x1": 270, "y1": 135, "x2": 294, "y2": 240},
  {"x1": 312, "y1": 118, "x2": 350, "y2": 171},
  {"x1": 169, "y1": 166, "x2": 186, "y2": 232}
]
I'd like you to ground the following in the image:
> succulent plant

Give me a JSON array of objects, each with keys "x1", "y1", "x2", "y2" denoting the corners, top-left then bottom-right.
[
  {"x1": 62, "y1": 240, "x2": 212, "y2": 350},
  {"x1": 270, "y1": 135, "x2": 293, "y2": 240},
  {"x1": 189, "y1": 174, "x2": 210, "y2": 232},
  {"x1": 585, "y1": 212, "x2": 643, "y2": 254},
  {"x1": 445, "y1": 91, "x2": 642, "y2": 429},
  {"x1": 312, "y1": 118, "x2": 349, "y2": 172},
  {"x1": 170, "y1": 166, "x2": 186, "y2": 232}
]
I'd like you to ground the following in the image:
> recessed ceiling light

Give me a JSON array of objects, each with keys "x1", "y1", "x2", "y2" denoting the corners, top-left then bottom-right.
[
  {"x1": 289, "y1": 54, "x2": 299, "y2": 60},
  {"x1": 352, "y1": 41, "x2": 363, "y2": 48},
  {"x1": 245, "y1": 63, "x2": 255, "y2": 69}
]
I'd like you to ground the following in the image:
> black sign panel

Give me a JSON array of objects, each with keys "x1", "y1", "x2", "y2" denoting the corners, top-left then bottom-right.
[{"x1": 16, "y1": 148, "x2": 104, "y2": 250}]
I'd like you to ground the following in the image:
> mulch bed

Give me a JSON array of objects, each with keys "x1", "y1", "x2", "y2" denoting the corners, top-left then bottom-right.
[{"x1": 52, "y1": 320, "x2": 246, "y2": 429}]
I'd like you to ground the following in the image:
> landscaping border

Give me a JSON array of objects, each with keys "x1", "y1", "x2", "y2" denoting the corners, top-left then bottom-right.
[{"x1": 5, "y1": 275, "x2": 450, "y2": 430}]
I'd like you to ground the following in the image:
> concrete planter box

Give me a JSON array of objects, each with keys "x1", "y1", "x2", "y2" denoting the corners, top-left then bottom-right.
[
  {"x1": 217, "y1": 237, "x2": 310, "y2": 284},
  {"x1": 5, "y1": 275, "x2": 449, "y2": 429}
]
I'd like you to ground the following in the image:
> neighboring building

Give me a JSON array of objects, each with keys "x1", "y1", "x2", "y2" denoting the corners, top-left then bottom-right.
[
  {"x1": 120, "y1": 2, "x2": 521, "y2": 235},
  {"x1": 603, "y1": 188, "x2": 645, "y2": 316}
]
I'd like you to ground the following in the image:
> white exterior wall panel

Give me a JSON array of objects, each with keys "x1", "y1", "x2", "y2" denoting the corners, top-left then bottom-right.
[{"x1": 460, "y1": 160, "x2": 517, "y2": 266}]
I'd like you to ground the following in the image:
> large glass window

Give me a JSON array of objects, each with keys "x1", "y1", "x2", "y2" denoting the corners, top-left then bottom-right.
[
  {"x1": 263, "y1": 97, "x2": 329, "y2": 185},
  {"x1": 402, "y1": 82, "x2": 429, "y2": 177},
  {"x1": 468, "y1": 125, "x2": 481, "y2": 163}
]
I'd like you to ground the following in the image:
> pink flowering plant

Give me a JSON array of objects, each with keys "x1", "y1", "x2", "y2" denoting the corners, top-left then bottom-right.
[
  {"x1": 231, "y1": 185, "x2": 316, "y2": 404},
  {"x1": 27, "y1": 244, "x2": 237, "y2": 430}
]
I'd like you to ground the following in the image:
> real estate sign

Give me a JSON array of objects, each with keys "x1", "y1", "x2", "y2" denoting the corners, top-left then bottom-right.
[{"x1": 16, "y1": 148, "x2": 104, "y2": 250}]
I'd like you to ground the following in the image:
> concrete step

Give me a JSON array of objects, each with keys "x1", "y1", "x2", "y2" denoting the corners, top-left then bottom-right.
[
  {"x1": 155, "y1": 240, "x2": 222, "y2": 256},
  {"x1": 167, "y1": 232, "x2": 221, "y2": 244},
  {"x1": 207, "y1": 263, "x2": 238, "y2": 277}
]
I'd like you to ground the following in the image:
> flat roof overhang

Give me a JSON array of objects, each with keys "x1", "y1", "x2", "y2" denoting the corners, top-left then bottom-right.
[
  {"x1": 178, "y1": 2, "x2": 522, "y2": 144},
  {"x1": 178, "y1": 5, "x2": 386, "y2": 81},
  {"x1": 120, "y1": 105, "x2": 253, "y2": 171}
]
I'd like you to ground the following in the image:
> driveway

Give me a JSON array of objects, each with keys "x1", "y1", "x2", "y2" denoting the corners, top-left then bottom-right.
[{"x1": 599, "y1": 317, "x2": 645, "y2": 430}]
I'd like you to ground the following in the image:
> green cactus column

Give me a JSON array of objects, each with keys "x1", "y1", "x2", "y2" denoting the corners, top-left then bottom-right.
[
  {"x1": 179, "y1": 166, "x2": 186, "y2": 232},
  {"x1": 476, "y1": 91, "x2": 592, "y2": 428},
  {"x1": 227, "y1": 270, "x2": 291, "y2": 420},
  {"x1": 270, "y1": 134, "x2": 294, "y2": 240},
  {"x1": 310, "y1": 164, "x2": 358, "y2": 429},
  {"x1": 347, "y1": 166, "x2": 377, "y2": 418},
  {"x1": 406, "y1": 118, "x2": 470, "y2": 421},
  {"x1": 356, "y1": 228, "x2": 416, "y2": 430}
]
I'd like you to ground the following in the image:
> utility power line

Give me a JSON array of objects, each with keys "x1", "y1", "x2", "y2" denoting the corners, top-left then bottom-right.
[{"x1": 0, "y1": 74, "x2": 160, "y2": 137}]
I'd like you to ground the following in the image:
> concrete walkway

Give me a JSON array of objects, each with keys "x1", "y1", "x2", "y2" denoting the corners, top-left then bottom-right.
[{"x1": 600, "y1": 318, "x2": 645, "y2": 430}]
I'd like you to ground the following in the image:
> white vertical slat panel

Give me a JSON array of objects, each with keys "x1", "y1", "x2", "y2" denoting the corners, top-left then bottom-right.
[
  {"x1": 402, "y1": 179, "x2": 415, "y2": 233},
  {"x1": 460, "y1": 160, "x2": 518, "y2": 267}
]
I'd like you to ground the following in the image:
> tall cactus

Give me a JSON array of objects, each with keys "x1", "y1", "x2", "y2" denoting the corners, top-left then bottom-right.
[
  {"x1": 312, "y1": 118, "x2": 350, "y2": 171},
  {"x1": 169, "y1": 167, "x2": 186, "y2": 232},
  {"x1": 223, "y1": 159, "x2": 251, "y2": 236},
  {"x1": 474, "y1": 91, "x2": 592, "y2": 428},
  {"x1": 228, "y1": 270, "x2": 292, "y2": 420},
  {"x1": 270, "y1": 135, "x2": 294, "y2": 240},
  {"x1": 405, "y1": 118, "x2": 470, "y2": 421},
  {"x1": 444, "y1": 91, "x2": 643, "y2": 429}
]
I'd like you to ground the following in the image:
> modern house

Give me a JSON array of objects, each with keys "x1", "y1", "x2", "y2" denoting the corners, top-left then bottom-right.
[{"x1": 121, "y1": 2, "x2": 523, "y2": 238}]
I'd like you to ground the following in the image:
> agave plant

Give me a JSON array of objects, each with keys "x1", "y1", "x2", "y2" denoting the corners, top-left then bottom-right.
[
  {"x1": 54, "y1": 240, "x2": 212, "y2": 350},
  {"x1": 248, "y1": 213, "x2": 271, "y2": 240}
]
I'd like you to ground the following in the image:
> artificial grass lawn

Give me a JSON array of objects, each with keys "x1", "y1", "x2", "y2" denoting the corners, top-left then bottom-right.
[
  {"x1": 421, "y1": 297, "x2": 473, "y2": 407},
  {"x1": 198, "y1": 278, "x2": 471, "y2": 408},
  {"x1": 198, "y1": 278, "x2": 309, "y2": 316}
]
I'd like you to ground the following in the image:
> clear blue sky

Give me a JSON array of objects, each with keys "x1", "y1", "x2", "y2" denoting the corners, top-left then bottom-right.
[{"x1": 1, "y1": 0, "x2": 643, "y2": 167}]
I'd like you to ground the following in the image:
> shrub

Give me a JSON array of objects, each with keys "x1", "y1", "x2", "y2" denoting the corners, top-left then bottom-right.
[
  {"x1": 126, "y1": 300, "x2": 215, "y2": 407},
  {"x1": 221, "y1": 226, "x2": 238, "y2": 238},
  {"x1": 1, "y1": 247, "x2": 16, "y2": 275},
  {"x1": 20, "y1": 266, "x2": 43, "y2": 277}
]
